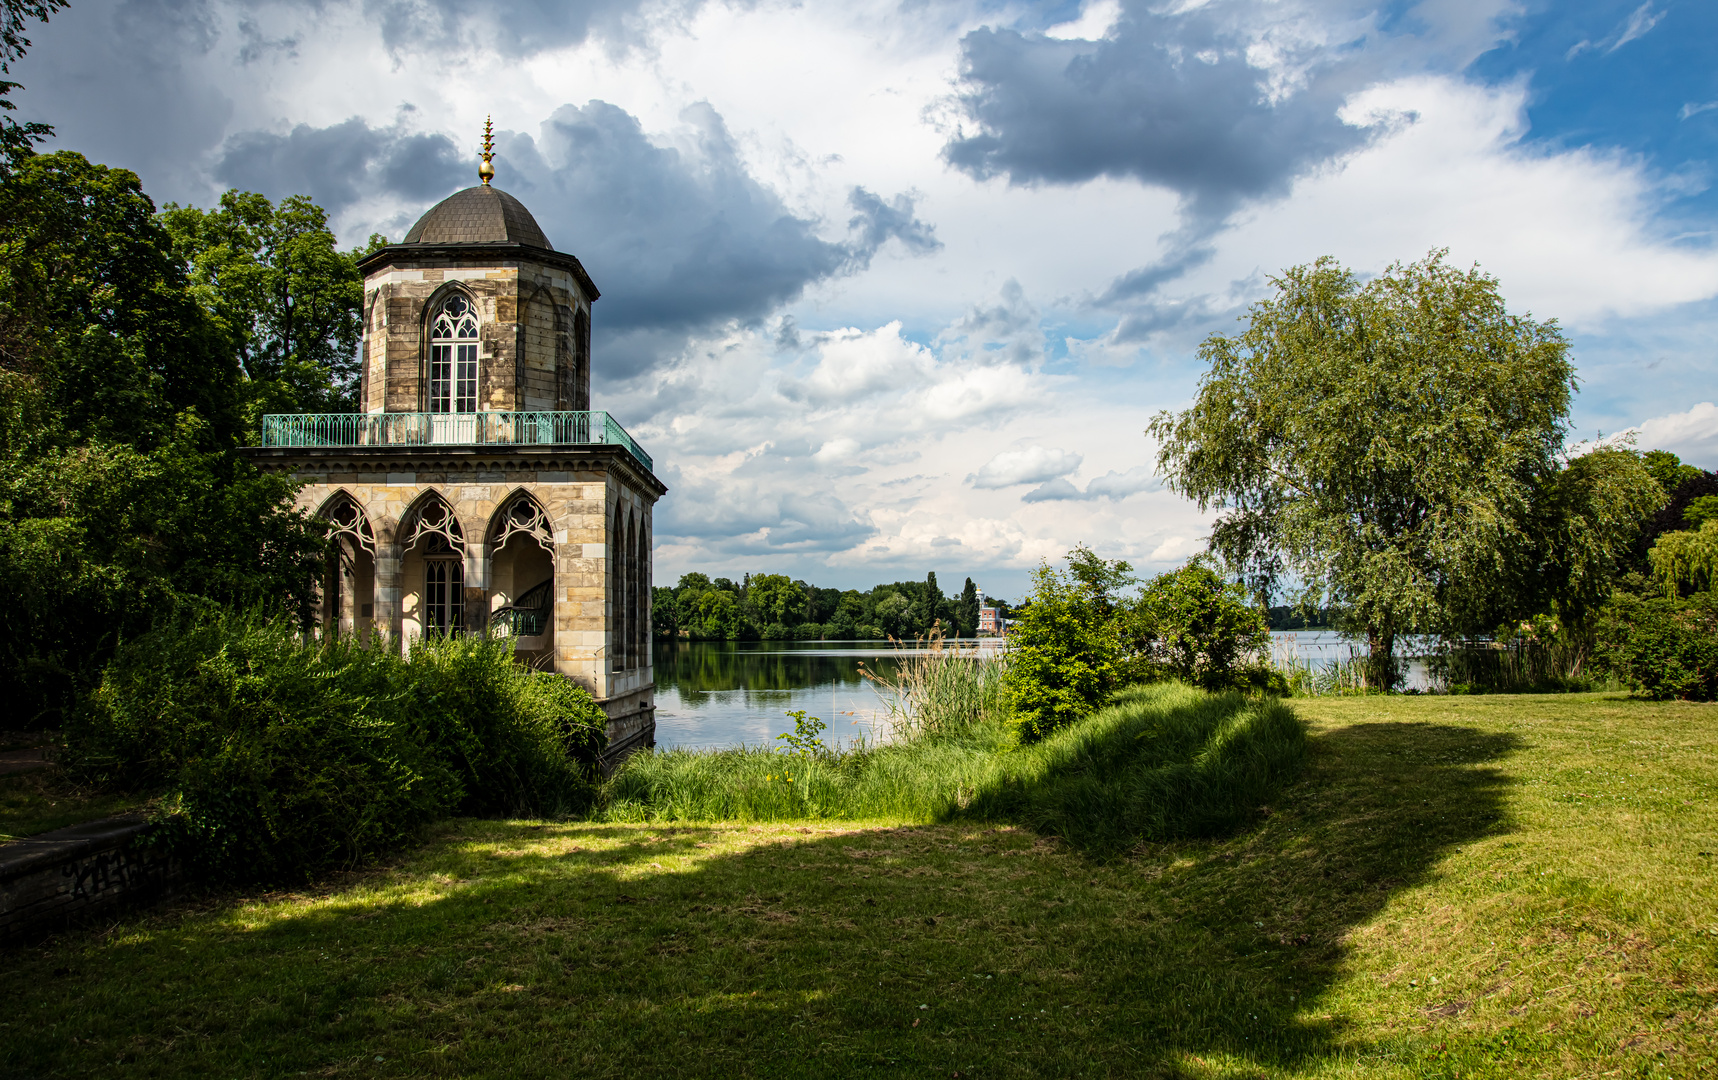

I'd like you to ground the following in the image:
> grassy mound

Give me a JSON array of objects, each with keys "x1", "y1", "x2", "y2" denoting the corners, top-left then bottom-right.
[{"x1": 603, "y1": 682, "x2": 1306, "y2": 852}]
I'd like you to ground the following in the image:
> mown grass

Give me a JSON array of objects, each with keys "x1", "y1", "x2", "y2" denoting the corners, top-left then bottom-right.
[
  {"x1": 604, "y1": 683, "x2": 1305, "y2": 853},
  {"x1": 2, "y1": 691, "x2": 1716, "y2": 1078}
]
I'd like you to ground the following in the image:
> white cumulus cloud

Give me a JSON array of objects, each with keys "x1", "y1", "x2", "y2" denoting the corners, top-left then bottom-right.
[
  {"x1": 1633, "y1": 402, "x2": 1718, "y2": 469},
  {"x1": 969, "y1": 446, "x2": 1084, "y2": 489}
]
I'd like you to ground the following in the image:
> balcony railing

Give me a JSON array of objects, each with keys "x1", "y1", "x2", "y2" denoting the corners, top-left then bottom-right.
[{"x1": 260, "y1": 411, "x2": 653, "y2": 471}]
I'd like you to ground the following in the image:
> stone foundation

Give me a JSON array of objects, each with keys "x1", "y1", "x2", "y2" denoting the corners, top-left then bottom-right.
[
  {"x1": 600, "y1": 684, "x2": 656, "y2": 765},
  {"x1": 0, "y1": 816, "x2": 180, "y2": 945}
]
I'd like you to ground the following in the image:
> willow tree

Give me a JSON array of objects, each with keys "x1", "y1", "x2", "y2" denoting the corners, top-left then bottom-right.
[{"x1": 1150, "y1": 251, "x2": 1659, "y2": 685}]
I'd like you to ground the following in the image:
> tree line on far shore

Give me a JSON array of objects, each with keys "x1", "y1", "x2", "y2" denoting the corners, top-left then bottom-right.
[{"x1": 652, "y1": 572, "x2": 1000, "y2": 641}]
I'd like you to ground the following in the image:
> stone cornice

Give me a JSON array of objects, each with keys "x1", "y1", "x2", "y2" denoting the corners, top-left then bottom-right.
[
  {"x1": 240, "y1": 444, "x2": 666, "y2": 498},
  {"x1": 358, "y1": 242, "x2": 601, "y2": 302}
]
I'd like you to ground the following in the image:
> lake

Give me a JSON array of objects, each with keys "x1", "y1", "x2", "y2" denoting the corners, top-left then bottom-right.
[{"x1": 650, "y1": 632, "x2": 1407, "y2": 751}]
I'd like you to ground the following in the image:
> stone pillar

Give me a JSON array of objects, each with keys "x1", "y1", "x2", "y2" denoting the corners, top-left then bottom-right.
[
  {"x1": 465, "y1": 539, "x2": 489, "y2": 631},
  {"x1": 375, "y1": 535, "x2": 403, "y2": 654}
]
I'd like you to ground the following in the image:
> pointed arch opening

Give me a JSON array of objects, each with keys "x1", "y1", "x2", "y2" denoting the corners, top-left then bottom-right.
[
  {"x1": 314, "y1": 490, "x2": 376, "y2": 637},
  {"x1": 488, "y1": 490, "x2": 555, "y2": 647},
  {"x1": 428, "y1": 291, "x2": 479, "y2": 414},
  {"x1": 402, "y1": 492, "x2": 467, "y2": 637}
]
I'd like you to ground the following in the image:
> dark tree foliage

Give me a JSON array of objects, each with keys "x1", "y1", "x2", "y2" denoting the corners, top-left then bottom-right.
[
  {"x1": 0, "y1": 154, "x2": 330, "y2": 726},
  {"x1": 653, "y1": 569, "x2": 988, "y2": 641},
  {"x1": 957, "y1": 576, "x2": 980, "y2": 637},
  {"x1": 1632, "y1": 452, "x2": 1718, "y2": 569},
  {"x1": 161, "y1": 192, "x2": 381, "y2": 420},
  {"x1": 0, "y1": 152, "x2": 241, "y2": 446}
]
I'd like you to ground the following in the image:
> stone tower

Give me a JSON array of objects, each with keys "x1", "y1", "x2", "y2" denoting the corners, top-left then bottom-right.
[{"x1": 244, "y1": 122, "x2": 664, "y2": 756}]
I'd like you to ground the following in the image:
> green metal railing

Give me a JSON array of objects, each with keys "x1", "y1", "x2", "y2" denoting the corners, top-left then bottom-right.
[{"x1": 260, "y1": 410, "x2": 652, "y2": 471}]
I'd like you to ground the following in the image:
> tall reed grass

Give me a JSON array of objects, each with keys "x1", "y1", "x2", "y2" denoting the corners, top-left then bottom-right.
[
  {"x1": 1427, "y1": 640, "x2": 1618, "y2": 694},
  {"x1": 856, "y1": 627, "x2": 1009, "y2": 741}
]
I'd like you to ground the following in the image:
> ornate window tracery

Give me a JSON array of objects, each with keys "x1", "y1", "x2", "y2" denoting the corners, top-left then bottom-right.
[
  {"x1": 429, "y1": 293, "x2": 479, "y2": 413},
  {"x1": 492, "y1": 493, "x2": 553, "y2": 552},
  {"x1": 406, "y1": 497, "x2": 465, "y2": 553},
  {"x1": 423, "y1": 532, "x2": 464, "y2": 634},
  {"x1": 323, "y1": 493, "x2": 375, "y2": 556}
]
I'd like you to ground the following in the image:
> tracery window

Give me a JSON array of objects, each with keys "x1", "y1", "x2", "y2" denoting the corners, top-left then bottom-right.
[
  {"x1": 429, "y1": 294, "x2": 479, "y2": 413},
  {"x1": 492, "y1": 493, "x2": 553, "y2": 552},
  {"x1": 423, "y1": 533, "x2": 464, "y2": 634}
]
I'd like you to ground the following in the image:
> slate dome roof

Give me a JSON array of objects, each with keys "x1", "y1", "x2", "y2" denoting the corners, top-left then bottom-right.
[{"x1": 402, "y1": 185, "x2": 552, "y2": 249}]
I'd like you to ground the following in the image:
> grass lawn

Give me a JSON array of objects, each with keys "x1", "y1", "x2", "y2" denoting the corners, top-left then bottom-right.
[{"x1": 2, "y1": 691, "x2": 1716, "y2": 1078}]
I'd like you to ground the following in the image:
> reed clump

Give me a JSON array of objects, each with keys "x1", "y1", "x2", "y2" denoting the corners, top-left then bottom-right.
[{"x1": 857, "y1": 626, "x2": 1009, "y2": 741}]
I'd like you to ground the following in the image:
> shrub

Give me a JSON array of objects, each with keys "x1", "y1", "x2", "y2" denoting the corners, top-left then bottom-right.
[
  {"x1": 1003, "y1": 560, "x2": 1122, "y2": 740},
  {"x1": 1126, "y1": 563, "x2": 1271, "y2": 691},
  {"x1": 1595, "y1": 591, "x2": 1718, "y2": 701},
  {"x1": 71, "y1": 610, "x2": 606, "y2": 882}
]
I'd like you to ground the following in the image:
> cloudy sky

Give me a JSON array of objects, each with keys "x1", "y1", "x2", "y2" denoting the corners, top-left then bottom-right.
[{"x1": 14, "y1": 0, "x2": 1718, "y2": 597}]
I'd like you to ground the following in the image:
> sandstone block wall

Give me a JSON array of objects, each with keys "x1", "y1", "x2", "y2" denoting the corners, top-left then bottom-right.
[
  {"x1": 248, "y1": 445, "x2": 662, "y2": 742},
  {"x1": 358, "y1": 256, "x2": 593, "y2": 416}
]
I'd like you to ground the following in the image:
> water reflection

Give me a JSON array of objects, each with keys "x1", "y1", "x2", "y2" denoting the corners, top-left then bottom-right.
[
  {"x1": 649, "y1": 633, "x2": 1420, "y2": 752},
  {"x1": 651, "y1": 640, "x2": 965, "y2": 751}
]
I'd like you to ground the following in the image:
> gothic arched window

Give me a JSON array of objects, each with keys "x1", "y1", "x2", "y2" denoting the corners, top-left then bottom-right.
[
  {"x1": 429, "y1": 294, "x2": 479, "y2": 413},
  {"x1": 423, "y1": 532, "x2": 464, "y2": 634}
]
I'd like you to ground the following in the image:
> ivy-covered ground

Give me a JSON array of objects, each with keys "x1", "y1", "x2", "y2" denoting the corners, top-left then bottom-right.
[{"x1": 2, "y1": 692, "x2": 1715, "y2": 1078}]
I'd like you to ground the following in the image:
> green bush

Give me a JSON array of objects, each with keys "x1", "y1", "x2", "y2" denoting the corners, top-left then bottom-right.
[
  {"x1": 71, "y1": 610, "x2": 606, "y2": 882},
  {"x1": 1003, "y1": 560, "x2": 1122, "y2": 740},
  {"x1": 1595, "y1": 591, "x2": 1718, "y2": 701},
  {"x1": 1127, "y1": 563, "x2": 1272, "y2": 691}
]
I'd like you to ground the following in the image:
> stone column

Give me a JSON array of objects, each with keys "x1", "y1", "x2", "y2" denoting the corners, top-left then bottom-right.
[
  {"x1": 375, "y1": 532, "x2": 403, "y2": 654},
  {"x1": 465, "y1": 539, "x2": 489, "y2": 631}
]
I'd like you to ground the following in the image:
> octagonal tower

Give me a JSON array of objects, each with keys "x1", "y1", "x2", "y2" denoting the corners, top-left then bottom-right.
[{"x1": 243, "y1": 123, "x2": 664, "y2": 758}]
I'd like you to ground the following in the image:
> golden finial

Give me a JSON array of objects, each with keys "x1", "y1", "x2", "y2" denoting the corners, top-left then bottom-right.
[{"x1": 478, "y1": 116, "x2": 495, "y2": 185}]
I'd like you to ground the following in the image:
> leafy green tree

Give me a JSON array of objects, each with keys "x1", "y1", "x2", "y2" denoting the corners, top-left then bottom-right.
[
  {"x1": 1650, "y1": 521, "x2": 1718, "y2": 597},
  {"x1": 1003, "y1": 552, "x2": 1122, "y2": 739},
  {"x1": 1508, "y1": 446, "x2": 1666, "y2": 638},
  {"x1": 0, "y1": 154, "x2": 334, "y2": 724},
  {"x1": 1151, "y1": 251, "x2": 1654, "y2": 685},
  {"x1": 161, "y1": 191, "x2": 380, "y2": 420},
  {"x1": 747, "y1": 573, "x2": 806, "y2": 628},
  {"x1": 0, "y1": 0, "x2": 64, "y2": 179},
  {"x1": 873, "y1": 591, "x2": 911, "y2": 638},
  {"x1": 1128, "y1": 563, "x2": 1271, "y2": 691},
  {"x1": 1645, "y1": 450, "x2": 1704, "y2": 495},
  {"x1": 0, "y1": 151, "x2": 240, "y2": 446},
  {"x1": 0, "y1": 397, "x2": 323, "y2": 724},
  {"x1": 956, "y1": 576, "x2": 980, "y2": 637},
  {"x1": 1686, "y1": 497, "x2": 1718, "y2": 530},
  {"x1": 696, "y1": 589, "x2": 745, "y2": 640},
  {"x1": 651, "y1": 586, "x2": 679, "y2": 638}
]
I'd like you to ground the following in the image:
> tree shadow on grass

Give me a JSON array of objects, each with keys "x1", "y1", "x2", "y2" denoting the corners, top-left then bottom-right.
[{"x1": 0, "y1": 720, "x2": 1520, "y2": 1079}]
